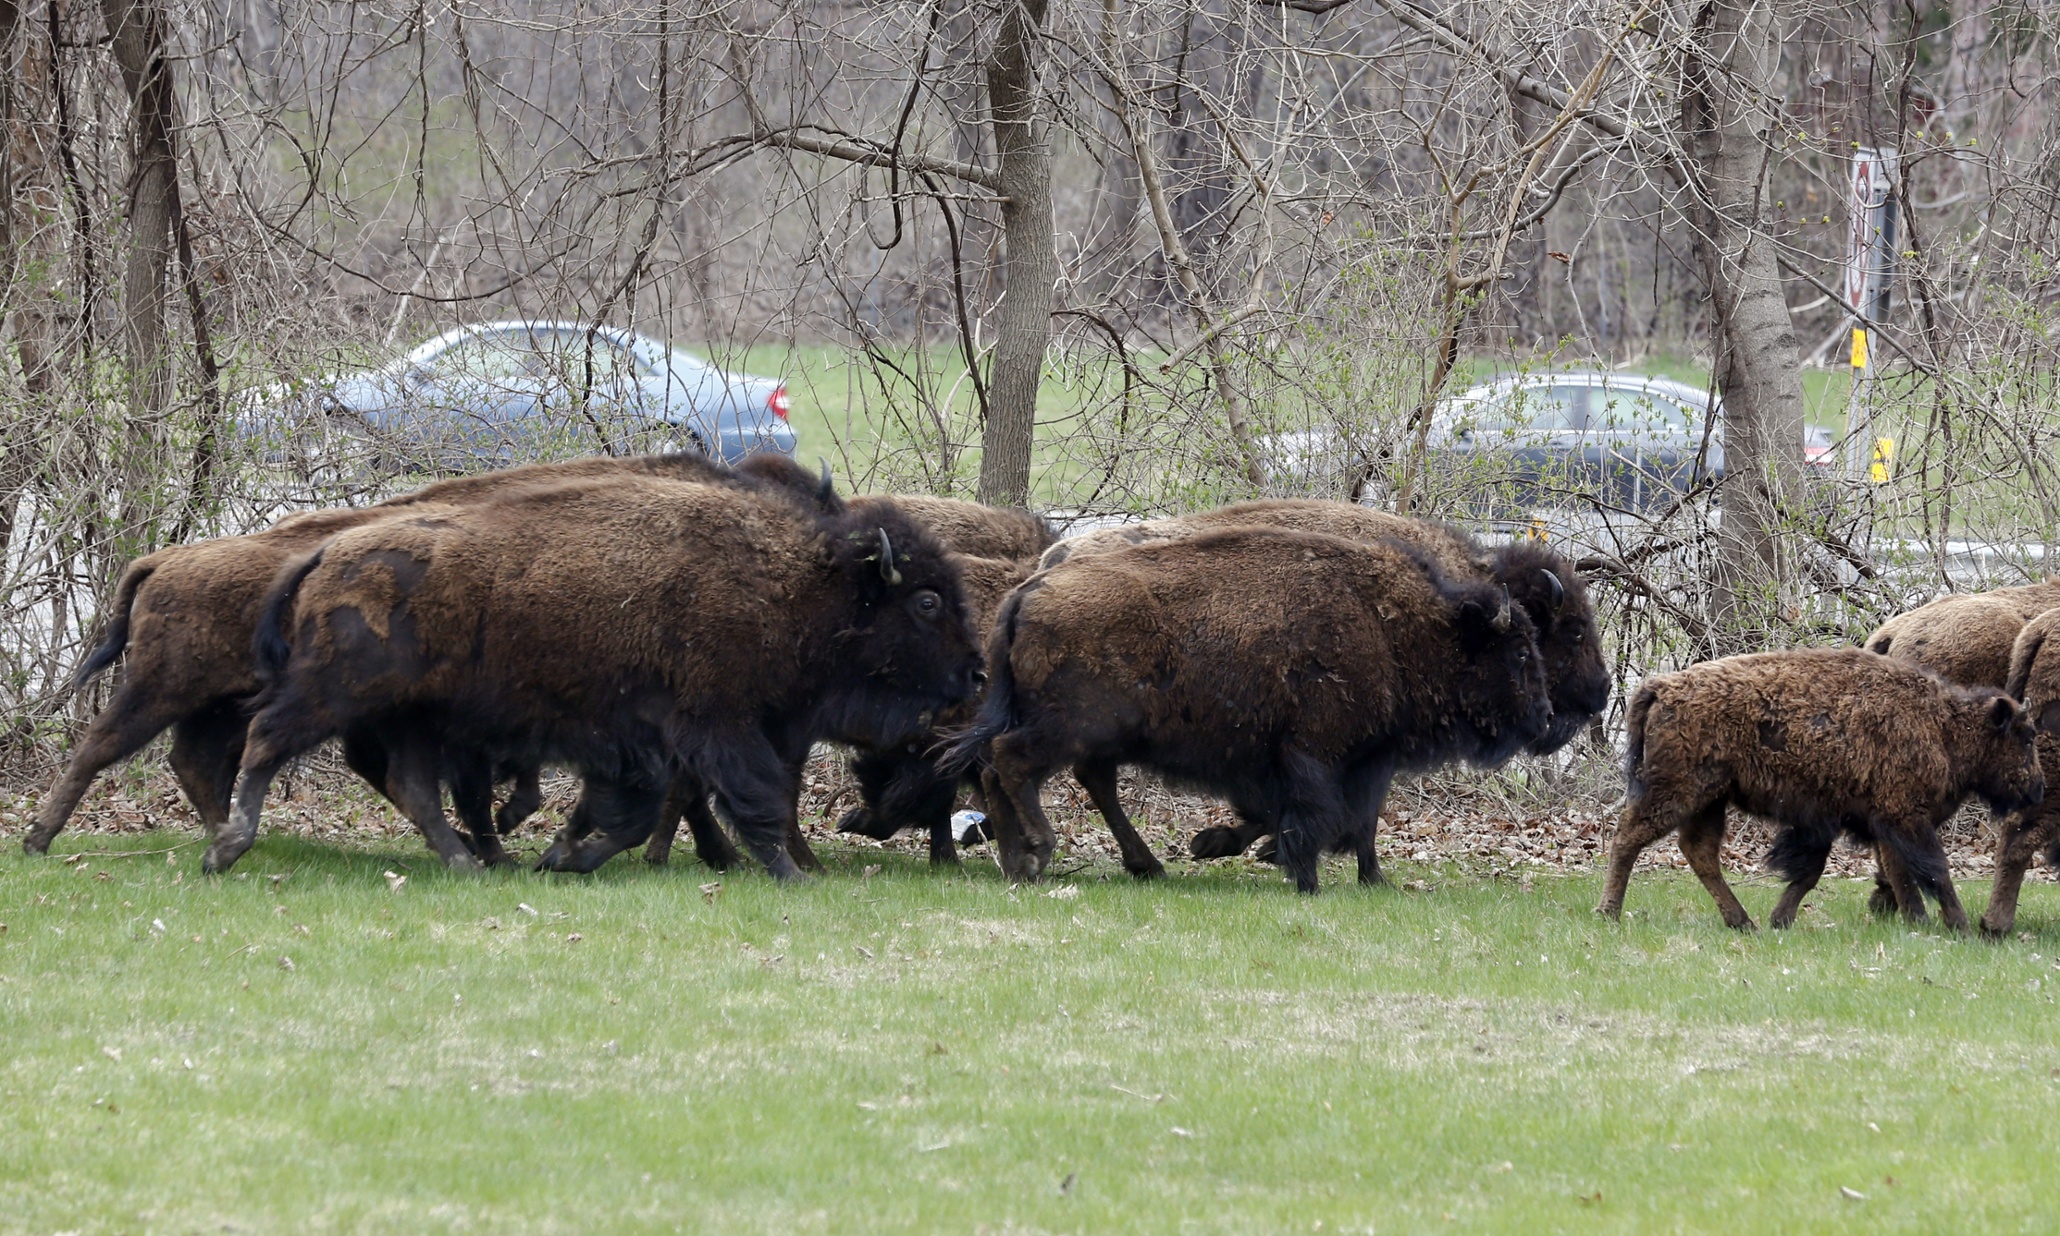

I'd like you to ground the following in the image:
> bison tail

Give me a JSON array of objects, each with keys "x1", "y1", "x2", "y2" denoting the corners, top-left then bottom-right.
[
  {"x1": 72, "y1": 559, "x2": 156, "y2": 688},
  {"x1": 1621, "y1": 683, "x2": 1658, "y2": 795},
  {"x1": 253, "y1": 545, "x2": 328, "y2": 682},
  {"x1": 935, "y1": 589, "x2": 1027, "y2": 777}
]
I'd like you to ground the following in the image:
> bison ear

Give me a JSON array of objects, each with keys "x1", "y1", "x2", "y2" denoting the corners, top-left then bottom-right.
[{"x1": 1990, "y1": 695, "x2": 2020, "y2": 731}]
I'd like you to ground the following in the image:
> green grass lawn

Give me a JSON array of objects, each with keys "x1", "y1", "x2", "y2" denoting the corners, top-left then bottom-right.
[{"x1": 5, "y1": 832, "x2": 2060, "y2": 1233}]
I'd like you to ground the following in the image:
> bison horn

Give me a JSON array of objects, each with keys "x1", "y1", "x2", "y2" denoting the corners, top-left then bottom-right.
[
  {"x1": 1492, "y1": 587, "x2": 1513, "y2": 634},
  {"x1": 1542, "y1": 569, "x2": 1565, "y2": 613},
  {"x1": 878, "y1": 528, "x2": 902, "y2": 585},
  {"x1": 817, "y1": 458, "x2": 835, "y2": 504}
]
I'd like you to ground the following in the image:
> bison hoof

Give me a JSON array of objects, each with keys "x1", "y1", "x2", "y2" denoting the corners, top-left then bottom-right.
[
  {"x1": 836, "y1": 806, "x2": 897, "y2": 839},
  {"x1": 1188, "y1": 827, "x2": 1249, "y2": 860},
  {"x1": 22, "y1": 832, "x2": 54, "y2": 856},
  {"x1": 1867, "y1": 882, "x2": 1898, "y2": 916},
  {"x1": 442, "y1": 850, "x2": 486, "y2": 874},
  {"x1": 1253, "y1": 836, "x2": 1281, "y2": 865},
  {"x1": 1978, "y1": 916, "x2": 2013, "y2": 940},
  {"x1": 200, "y1": 847, "x2": 239, "y2": 875},
  {"x1": 1127, "y1": 861, "x2": 1166, "y2": 881}
]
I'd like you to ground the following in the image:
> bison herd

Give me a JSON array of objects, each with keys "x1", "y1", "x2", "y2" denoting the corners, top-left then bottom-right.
[{"x1": 20, "y1": 449, "x2": 2060, "y2": 935}]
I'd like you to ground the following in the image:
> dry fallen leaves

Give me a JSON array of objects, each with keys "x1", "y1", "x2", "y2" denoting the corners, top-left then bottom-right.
[{"x1": 382, "y1": 871, "x2": 406, "y2": 893}]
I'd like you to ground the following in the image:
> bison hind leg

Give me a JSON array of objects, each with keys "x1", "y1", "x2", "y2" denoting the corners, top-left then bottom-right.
[
  {"x1": 1190, "y1": 813, "x2": 1269, "y2": 861},
  {"x1": 28, "y1": 684, "x2": 191, "y2": 854},
  {"x1": 1597, "y1": 791, "x2": 1707, "y2": 922},
  {"x1": 1677, "y1": 802, "x2": 1752, "y2": 929},
  {"x1": 1075, "y1": 760, "x2": 1162, "y2": 879},
  {"x1": 167, "y1": 702, "x2": 248, "y2": 833},
  {"x1": 1765, "y1": 822, "x2": 1837, "y2": 929}
]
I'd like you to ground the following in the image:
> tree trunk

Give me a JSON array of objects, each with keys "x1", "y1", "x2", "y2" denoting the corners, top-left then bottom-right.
[
  {"x1": 976, "y1": 0, "x2": 1054, "y2": 509},
  {"x1": 0, "y1": 0, "x2": 59, "y2": 567},
  {"x1": 1679, "y1": 0, "x2": 1808, "y2": 649},
  {"x1": 101, "y1": 0, "x2": 179, "y2": 550}
]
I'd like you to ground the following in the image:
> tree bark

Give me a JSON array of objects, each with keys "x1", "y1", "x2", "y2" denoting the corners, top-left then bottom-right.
[
  {"x1": 1679, "y1": 0, "x2": 1809, "y2": 649},
  {"x1": 976, "y1": 0, "x2": 1054, "y2": 509},
  {"x1": 101, "y1": 0, "x2": 179, "y2": 548}
]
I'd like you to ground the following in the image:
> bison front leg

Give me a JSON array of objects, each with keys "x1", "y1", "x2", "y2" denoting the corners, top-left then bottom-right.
[
  {"x1": 1980, "y1": 803, "x2": 2054, "y2": 938},
  {"x1": 447, "y1": 750, "x2": 517, "y2": 868},
  {"x1": 1274, "y1": 752, "x2": 1350, "y2": 895},
  {"x1": 1188, "y1": 814, "x2": 1271, "y2": 861},
  {"x1": 1343, "y1": 763, "x2": 1397, "y2": 887},
  {"x1": 166, "y1": 702, "x2": 248, "y2": 840},
  {"x1": 701, "y1": 738, "x2": 808, "y2": 882},
  {"x1": 1075, "y1": 760, "x2": 1163, "y2": 879}
]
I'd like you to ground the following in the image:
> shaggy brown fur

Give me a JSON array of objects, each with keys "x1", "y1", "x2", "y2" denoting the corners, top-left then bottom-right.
[
  {"x1": 1857, "y1": 582, "x2": 2060, "y2": 913},
  {"x1": 877, "y1": 494, "x2": 1053, "y2": 563},
  {"x1": 228, "y1": 471, "x2": 984, "y2": 877},
  {"x1": 26, "y1": 451, "x2": 759, "y2": 861},
  {"x1": 1597, "y1": 648, "x2": 2043, "y2": 932},
  {"x1": 1980, "y1": 609, "x2": 2060, "y2": 935},
  {"x1": 1040, "y1": 500, "x2": 1607, "y2": 864},
  {"x1": 945, "y1": 527, "x2": 1552, "y2": 891},
  {"x1": 638, "y1": 498, "x2": 1046, "y2": 870}
]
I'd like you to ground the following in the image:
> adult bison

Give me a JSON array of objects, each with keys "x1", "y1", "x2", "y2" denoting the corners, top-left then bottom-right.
[
  {"x1": 25, "y1": 451, "x2": 785, "y2": 863},
  {"x1": 641, "y1": 496, "x2": 1049, "y2": 870},
  {"x1": 1042, "y1": 500, "x2": 1606, "y2": 863},
  {"x1": 1860, "y1": 582, "x2": 2060, "y2": 918},
  {"x1": 945, "y1": 528, "x2": 1552, "y2": 891},
  {"x1": 224, "y1": 469, "x2": 984, "y2": 877}
]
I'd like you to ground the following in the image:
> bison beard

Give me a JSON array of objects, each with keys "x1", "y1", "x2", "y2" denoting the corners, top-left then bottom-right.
[
  {"x1": 217, "y1": 470, "x2": 984, "y2": 877},
  {"x1": 944, "y1": 527, "x2": 1553, "y2": 893}
]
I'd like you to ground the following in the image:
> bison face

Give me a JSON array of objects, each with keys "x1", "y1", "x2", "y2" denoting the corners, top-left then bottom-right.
[
  {"x1": 1448, "y1": 586, "x2": 1553, "y2": 768},
  {"x1": 1975, "y1": 694, "x2": 2045, "y2": 817},
  {"x1": 1491, "y1": 545, "x2": 1611, "y2": 755},
  {"x1": 820, "y1": 511, "x2": 986, "y2": 749}
]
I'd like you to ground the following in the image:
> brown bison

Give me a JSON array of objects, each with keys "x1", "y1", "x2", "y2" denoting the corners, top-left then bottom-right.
[
  {"x1": 1041, "y1": 501, "x2": 1606, "y2": 863},
  {"x1": 225, "y1": 469, "x2": 984, "y2": 877},
  {"x1": 1860, "y1": 582, "x2": 2060, "y2": 916},
  {"x1": 1597, "y1": 648, "x2": 2044, "y2": 932},
  {"x1": 25, "y1": 452, "x2": 784, "y2": 864},
  {"x1": 640, "y1": 498, "x2": 1049, "y2": 871},
  {"x1": 945, "y1": 527, "x2": 1552, "y2": 892},
  {"x1": 1984, "y1": 610, "x2": 2060, "y2": 934}
]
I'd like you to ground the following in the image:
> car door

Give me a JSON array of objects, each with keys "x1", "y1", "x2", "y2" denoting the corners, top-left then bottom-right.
[
  {"x1": 1592, "y1": 385, "x2": 1706, "y2": 510},
  {"x1": 1503, "y1": 382, "x2": 1589, "y2": 506}
]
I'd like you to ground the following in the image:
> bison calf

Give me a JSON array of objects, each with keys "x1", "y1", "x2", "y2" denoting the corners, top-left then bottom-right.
[
  {"x1": 948, "y1": 527, "x2": 1552, "y2": 892},
  {"x1": 1598, "y1": 648, "x2": 2043, "y2": 931}
]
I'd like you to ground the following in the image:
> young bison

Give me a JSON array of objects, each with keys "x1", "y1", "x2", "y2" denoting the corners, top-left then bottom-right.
[
  {"x1": 1981, "y1": 609, "x2": 2060, "y2": 935},
  {"x1": 1597, "y1": 648, "x2": 2043, "y2": 932},
  {"x1": 229, "y1": 470, "x2": 983, "y2": 878},
  {"x1": 947, "y1": 527, "x2": 1552, "y2": 892}
]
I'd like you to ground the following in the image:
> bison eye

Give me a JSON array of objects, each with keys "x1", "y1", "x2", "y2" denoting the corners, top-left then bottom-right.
[{"x1": 913, "y1": 590, "x2": 941, "y2": 618}]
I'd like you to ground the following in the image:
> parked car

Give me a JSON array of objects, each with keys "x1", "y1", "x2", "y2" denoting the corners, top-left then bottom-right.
[
  {"x1": 1425, "y1": 372, "x2": 1834, "y2": 512},
  {"x1": 249, "y1": 321, "x2": 795, "y2": 472}
]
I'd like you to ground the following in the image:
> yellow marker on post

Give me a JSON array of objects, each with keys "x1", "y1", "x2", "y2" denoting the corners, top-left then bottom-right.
[
  {"x1": 1869, "y1": 437, "x2": 1894, "y2": 483},
  {"x1": 1850, "y1": 328, "x2": 1869, "y2": 369}
]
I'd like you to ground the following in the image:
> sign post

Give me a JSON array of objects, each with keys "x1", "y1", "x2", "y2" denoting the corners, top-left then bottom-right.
[{"x1": 1844, "y1": 146, "x2": 1898, "y2": 486}]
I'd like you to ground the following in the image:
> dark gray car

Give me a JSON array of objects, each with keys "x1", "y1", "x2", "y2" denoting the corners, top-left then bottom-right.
[
  {"x1": 1429, "y1": 373, "x2": 1832, "y2": 512},
  {"x1": 252, "y1": 321, "x2": 796, "y2": 470}
]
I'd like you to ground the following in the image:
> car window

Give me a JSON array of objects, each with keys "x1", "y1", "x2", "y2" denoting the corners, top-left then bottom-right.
[
  {"x1": 1590, "y1": 387, "x2": 1697, "y2": 433},
  {"x1": 539, "y1": 331, "x2": 648, "y2": 381},
  {"x1": 429, "y1": 333, "x2": 535, "y2": 382},
  {"x1": 1482, "y1": 383, "x2": 1586, "y2": 432}
]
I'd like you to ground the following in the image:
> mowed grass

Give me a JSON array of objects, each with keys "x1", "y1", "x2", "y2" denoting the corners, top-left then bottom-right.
[{"x1": 6, "y1": 832, "x2": 2060, "y2": 1233}]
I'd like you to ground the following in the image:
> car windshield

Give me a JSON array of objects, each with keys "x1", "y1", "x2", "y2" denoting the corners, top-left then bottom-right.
[{"x1": 424, "y1": 332, "x2": 535, "y2": 382}]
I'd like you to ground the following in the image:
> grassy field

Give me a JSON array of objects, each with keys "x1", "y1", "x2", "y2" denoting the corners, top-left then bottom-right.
[{"x1": 5, "y1": 829, "x2": 2060, "y2": 1233}]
